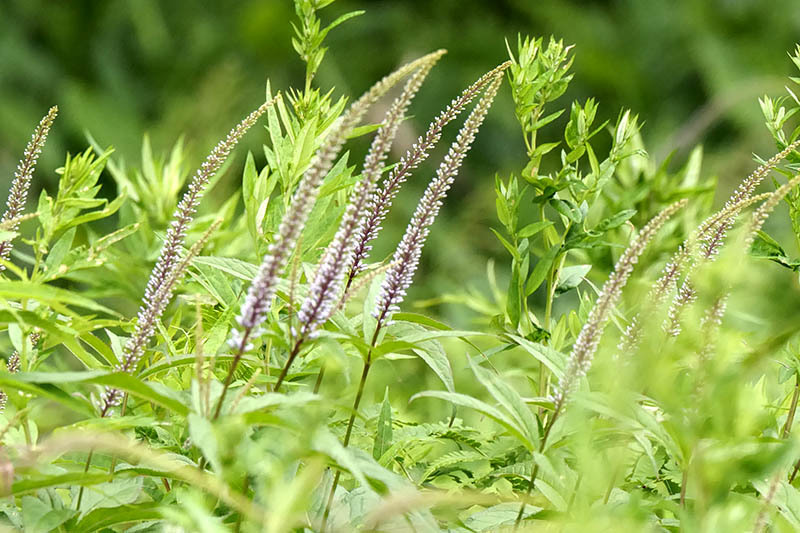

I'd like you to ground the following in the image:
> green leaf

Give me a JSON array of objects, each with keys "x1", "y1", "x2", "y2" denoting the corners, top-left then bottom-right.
[
  {"x1": 750, "y1": 230, "x2": 800, "y2": 270},
  {"x1": 373, "y1": 389, "x2": 393, "y2": 460},
  {"x1": 192, "y1": 256, "x2": 260, "y2": 281},
  {"x1": 189, "y1": 413, "x2": 222, "y2": 472},
  {"x1": 73, "y1": 502, "x2": 162, "y2": 533},
  {"x1": 468, "y1": 357, "x2": 539, "y2": 449},
  {"x1": 549, "y1": 198, "x2": 583, "y2": 223},
  {"x1": 0, "y1": 373, "x2": 96, "y2": 415},
  {"x1": 508, "y1": 335, "x2": 566, "y2": 379},
  {"x1": 43, "y1": 227, "x2": 76, "y2": 276},
  {"x1": 526, "y1": 245, "x2": 560, "y2": 296},
  {"x1": 22, "y1": 495, "x2": 75, "y2": 533},
  {"x1": 518, "y1": 220, "x2": 553, "y2": 239},
  {"x1": 4, "y1": 371, "x2": 189, "y2": 416},
  {"x1": 0, "y1": 280, "x2": 116, "y2": 315},
  {"x1": 555, "y1": 264, "x2": 591, "y2": 296},
  {"x1": 595, "y1": 209, "x2": 636, "y2": 232},
  {"x1": 414, "y1": 342, "x2": 455, "y2": 393},
  {"x1": 410, "y1": 391, "x2": 535, "y2": 450}
]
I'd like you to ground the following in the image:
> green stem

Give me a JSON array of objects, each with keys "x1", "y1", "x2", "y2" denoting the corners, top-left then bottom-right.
[
  {"x1": 514, "y1": 405, "x2": 559, "y2": 529},
  {"x1": 212, "y1": 328, "x2": 253, "y2": 420},
  {"x1": 782, "y1": 373, "x2": 800, "y2": 439},
  {"x1": 321, "y1": 319, "x2": 384, "y2": 531},
  {"x1": 313, "y1": 364, "x2": 326, "y2": 394},
  {"x1": 321, "y1": 359, "x2": 372, "y2": 531},
  {"x1": 273, "y1": 334, "x2": 306, "y2": 393},
  {"x1": 75, "y1": 450, "x2": 94, "y2": 510}
]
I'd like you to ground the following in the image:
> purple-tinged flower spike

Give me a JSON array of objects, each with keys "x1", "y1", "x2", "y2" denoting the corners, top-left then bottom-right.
[
  {"x1": 0, "y1": 107, "x2": 58, "y2": 270},
  {"x1": 101, "y1": 220, "x2": 221, "y2": 415},
  {"x1": 372, "y1": 69, "x2": 507, "y2": 334},
  {"x1": 664, "y1": 280, "x2": 697, "y2": 337},
  {"x1": 137, "y1": 97, "x2": 278, "y2": 355},
  {"x1": 346, "y1": 63, "x2": 511, "y2": 291},
  {"x1": 233, "y1": 51, "x2": 446, "y2": 346},
  {"x1": 553, "y1": 199, "x2": 688, "y2": 410},
  {"x1": 697, "y1": 295, "x2": 728, "y2": 362},
  {"x1": 96, "y1": 101, "x2": 275, "y2": 417},
  {"x1": 217, "y1": 51, "x2": 445, "y2": 403},
  {"x1": 728, "y1": 139, "x2": 800, "y2": 209},
  {"x1": 294, "y1": 60, "x2": 439, "y2": 344}
]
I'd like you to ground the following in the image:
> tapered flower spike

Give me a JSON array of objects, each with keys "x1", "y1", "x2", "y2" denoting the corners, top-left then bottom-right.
[
  {"x1": 618, "y1": 193, "x2": 771, "y2": 354},
  {"x1": 745, "y1": 174, "x2": 800, "y2": 249},
  {"x1": 97, "y1": 99, "x2": 275, "y2": 416},
  {"x1": 231, "y1": 50, "x2": 446, "y2": 351},
  {"x1": 346, "y1": 62, "x2": 512, "y2": 290},
  {"x1": 619, "y1": 140, "x2": 800, "y2": 353},
  {"x1": 295, "y1": 59, "x2": 440, "y2": 343},
  {"x1": 0, "y1": 107, "x2": 58, "y2": 270},
  {"x1": 554, "y1": 199, "x2": 687, "y2": 410},
  {"x1": 372, "y1": 68, "x2": 507, "y2": 332},
  {"x1": 730, "y1": 138, "x2": 800, "y2": 207}
]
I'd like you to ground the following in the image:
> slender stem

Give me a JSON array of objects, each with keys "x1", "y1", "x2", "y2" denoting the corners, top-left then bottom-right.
[
  {"x1": 790, "y1": 460, "x2": 800, "y2": 483},
  {"x1": 568, "y1": 473, "x2": 583, "y2": 510},
  {"x1": 212, "y1": 328, "x2": 252, "y2": 420},
  {"x1": 322, "y1": 320, "x2": 384, "y2": 531},
  {"x1": 75, "y1": 450, "x2": 94, "y2": 510},
  {"x1": 273, "y1": 334, "x2": 306, "y2": 392},
  {"x1": 321, "y1": 470, "x2": 342, "y2": 531},
  {"x1": 680, "y1": 466, "x2": 688, "y2": 508},
  {"x1": 108, "y1": 394, "x2": 129, "y2": 475},
  {"x1": 235, "y1": 476, "x2": 250, "y2": 533},
  {"x1": 782, "y1": 373, "x2": 800, "y2": 439},
  {"x1": 321, "y1": 361, "x2": 373, "y2": 531},
  {"x1": 514, "y1": 406, "x2": 559, "y2": 529},
  {"x1": 313, "y1": 364, "x2": 326, "y2": 394},
  {"x1": 77, "y1": 389, "x2": 124, "y2": 507}
]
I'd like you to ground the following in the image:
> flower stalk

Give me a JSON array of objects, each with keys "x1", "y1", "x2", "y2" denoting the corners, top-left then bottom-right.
[{"x1": 276, "y1": 57, "x2": 441, "y2": 389}]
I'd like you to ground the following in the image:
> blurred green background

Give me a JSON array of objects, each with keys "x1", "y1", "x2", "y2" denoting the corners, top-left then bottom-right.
[{"x1": 1, "y1": 0, "x2": 799, "y2": 322}]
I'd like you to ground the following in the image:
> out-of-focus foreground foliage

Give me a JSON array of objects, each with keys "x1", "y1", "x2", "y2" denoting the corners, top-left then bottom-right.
[{"x1": 1, "y1": 1, "x2": 800, "y2": 532}]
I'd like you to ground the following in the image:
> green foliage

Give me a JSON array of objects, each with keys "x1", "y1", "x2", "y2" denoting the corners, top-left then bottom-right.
[{"x1": 2, "y1": 3, "x2": 800, "y2": 533}]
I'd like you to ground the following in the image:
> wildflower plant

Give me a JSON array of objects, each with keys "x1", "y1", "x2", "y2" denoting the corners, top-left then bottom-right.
[{"x1": 2, "y1": 3, "x2": 800, "y2": 532}]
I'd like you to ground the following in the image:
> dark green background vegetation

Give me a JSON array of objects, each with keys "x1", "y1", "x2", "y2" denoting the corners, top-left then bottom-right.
[{"x1": 2, "y1": 0, "x2": 799, "y2": 321}]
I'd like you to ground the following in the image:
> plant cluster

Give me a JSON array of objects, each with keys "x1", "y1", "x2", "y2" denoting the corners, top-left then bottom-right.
[{"x1": 1, "y1": 3, "x2": 800, "y2": 532}]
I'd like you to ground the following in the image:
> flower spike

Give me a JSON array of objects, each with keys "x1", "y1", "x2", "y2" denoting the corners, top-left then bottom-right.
[
  {"x1": 372, "y1": 67, "x2": 508, "y2": 332},
  {"x1": 0, "y1": 106, "x2": 58, "y2": 270},
  {"x1": 554, "y1": 199, "x2": 687, "y2": 410},
  {"x1": 98, "y1": 98, "x2": 276, "y2": 415}
]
